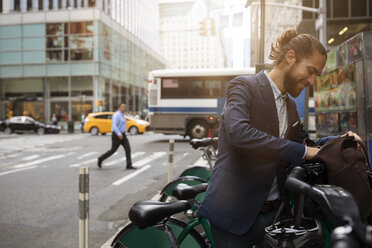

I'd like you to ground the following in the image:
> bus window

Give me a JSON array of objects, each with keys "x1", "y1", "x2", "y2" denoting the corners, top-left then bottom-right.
[
  {"x1": 161, "y1": 78, "x2": 190, "y2": 99},
  {"x1": 191, "y1": 79, "x2": 204, "y2": 97},
  {"x1": 205, "y1": 80, "x2": 221, "y2": 98}
]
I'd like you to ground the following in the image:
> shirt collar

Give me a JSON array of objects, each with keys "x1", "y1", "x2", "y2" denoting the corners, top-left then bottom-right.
[{"x1": 264, "y1": 70, "x2": 288, "y2": 101}]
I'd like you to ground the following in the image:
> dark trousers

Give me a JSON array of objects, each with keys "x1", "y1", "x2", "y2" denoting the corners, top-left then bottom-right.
[
  {"x1": 210, "y1": 210, "x2": 278, "y2": 248},
  {"x1": 99, "y1": 132, "x2": 132, "y2": 167}
]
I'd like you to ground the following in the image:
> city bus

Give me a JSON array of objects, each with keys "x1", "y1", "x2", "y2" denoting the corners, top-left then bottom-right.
[{"x1": 148, "y1": 68, "x2": 255, "y2": 139}]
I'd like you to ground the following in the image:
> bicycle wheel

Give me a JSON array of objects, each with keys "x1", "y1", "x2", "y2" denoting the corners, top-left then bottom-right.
[
  {"x1": 111, "y1": 217, "x2": 208, "y2": 248},
  {"x1": 179, "y1": 166, "x2": 211, "y2": 182}
]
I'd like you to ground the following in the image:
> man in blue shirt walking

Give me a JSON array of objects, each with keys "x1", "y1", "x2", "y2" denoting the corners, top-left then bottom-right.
[{"x1": 98, "y1": 103, "x2": 135, "y2": 170}]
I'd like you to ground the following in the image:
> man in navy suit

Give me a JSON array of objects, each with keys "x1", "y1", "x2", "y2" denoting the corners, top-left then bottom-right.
[{"x1": 198, "y1": 30, "x2": 361, "y2": 247}]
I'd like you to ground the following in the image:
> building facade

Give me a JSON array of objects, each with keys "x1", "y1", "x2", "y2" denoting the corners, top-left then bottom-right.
[
  {"x1": 249, "y1": 0, "x2": 303, "y2": 66},
  {"x1": 0, "y1": 0, "x2": 167, "y2": 127},
  {"x1": 159, "y1": 0, "x2": 224, "y2": 69},
  {"x1": 298, "y1": 0, "x2": 372, "y2": 47}
]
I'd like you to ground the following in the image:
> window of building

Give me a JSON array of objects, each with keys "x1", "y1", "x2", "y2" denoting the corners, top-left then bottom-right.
[
  {"x1": 351, "y1": 0, "x2": 367, "y2": 16},
  {"x1": 70, "y1": 22, "x2": 93, "y2": 34},
  {"x1": 88, "y1": 0, "x2": 95, "y2": 7},
  {"x1": 13, "y1": 0, "x2": 21, "y2": 11},
  {"x1": 38, "y1": 0, "x2": 43, "y2": 10},
  {"x1": 69, "y1": 34, "x2": 93, "y2": 60},
  {"x1": 72, "y1": 101, "x2": 92, "y2": 121},
  {"x1": 51, "y1": 101, "x2": 69, "y2": 122},
  {"x1": 71, "y1": 76, "x2": 93, "y2": 97},
  {"x1": 46, "y1": 24, "x2": 66, "y2": 62},
  {"x1": 27, "y1": 0, "x2": 33, "y2": 10},
  {"x1": 49, "y1": 77, "x2": 68, "y2": 97},
  {"x1": 333, "y1": 0, "x2": 349, "y2": 17},
  {"x1": 326, "y1": 0, "x2": 331, "y2": 17},
  {"x1": 0, "y1": 0, "x2": 3, "y2": 13}
]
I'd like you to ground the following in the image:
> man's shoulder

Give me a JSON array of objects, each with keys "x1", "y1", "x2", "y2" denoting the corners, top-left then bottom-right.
[
  {"x1": 112, "y1": 111, "x2": 121, "y2": 117},
  {"x1": 231, "y1": 74, "x2": 257, "y2": 83},
  {"x1": 227, "y1": 74, "x2": 260, "y2": 92}
]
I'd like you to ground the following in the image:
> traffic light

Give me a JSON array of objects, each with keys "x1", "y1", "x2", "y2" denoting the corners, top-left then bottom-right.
[{"x1": 199, "y1": 19, "x2": 207, "y2": 36}]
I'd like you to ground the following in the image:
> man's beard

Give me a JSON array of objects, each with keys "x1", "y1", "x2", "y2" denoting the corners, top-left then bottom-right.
[{"x1": 284, "y1": 65, "x2": 301, "y2": 98}]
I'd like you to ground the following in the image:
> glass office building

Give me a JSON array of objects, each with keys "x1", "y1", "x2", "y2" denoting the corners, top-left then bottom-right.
[{"x1": 0, "y1": 0, "x2": 166, "y2": 126}]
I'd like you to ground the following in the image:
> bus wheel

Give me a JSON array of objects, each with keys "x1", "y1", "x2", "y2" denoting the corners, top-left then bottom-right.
[{"x1": 188, "y1": 120, "x2": 208, "y2": 139}]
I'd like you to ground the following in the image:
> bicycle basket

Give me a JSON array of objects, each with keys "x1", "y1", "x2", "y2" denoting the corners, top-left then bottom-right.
[{"x1": 264, "y1": 217, "x2": 324, "y2": 248}]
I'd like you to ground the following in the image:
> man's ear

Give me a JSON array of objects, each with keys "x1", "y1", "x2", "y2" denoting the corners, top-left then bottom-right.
[{"x1": 285, "y1": 50, "x2": 296, "y2": 66}]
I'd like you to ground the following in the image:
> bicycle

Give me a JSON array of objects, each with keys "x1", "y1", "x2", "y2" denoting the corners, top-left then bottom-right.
[
  {"x1": 159, "y1": 137, "x2": 217, "y2": 202},
  {"x1": 111, "y1": 183, "x2": 215, "y2": 248},
  {"x1": 330, "y1": 218, "x2": 372, "y2": 247},
  {"x1": 264, "y1": 162, "x2": 372, "y2": 247}
]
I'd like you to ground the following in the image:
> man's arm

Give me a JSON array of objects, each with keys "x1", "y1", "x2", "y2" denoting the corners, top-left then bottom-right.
[
  {"x1": 112, "y1": 113, "x2": 122, "y2": 137},
  {"x1": 223, "y1": 79, "x2": 305, "y2": 165}
]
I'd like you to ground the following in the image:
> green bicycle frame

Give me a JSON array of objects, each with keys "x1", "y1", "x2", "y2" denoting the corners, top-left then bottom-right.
[{"x1": 176, "y1": 216, "x2": 215, "y2": 248}]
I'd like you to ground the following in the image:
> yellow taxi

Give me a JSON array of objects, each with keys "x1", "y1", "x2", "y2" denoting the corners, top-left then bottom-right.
[{"x1": 83, "y1": 112, "x2": 150, "y2": 136}]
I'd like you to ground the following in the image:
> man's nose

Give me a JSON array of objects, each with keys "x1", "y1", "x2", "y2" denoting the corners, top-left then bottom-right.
[{"x1": 307, "y1": 74, "x2": 317, "y2": 86}]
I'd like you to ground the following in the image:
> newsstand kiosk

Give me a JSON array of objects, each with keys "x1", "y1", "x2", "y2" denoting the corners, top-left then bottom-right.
[{"x1": 314, "y1": 32, "x2": 372, "y2": 167}]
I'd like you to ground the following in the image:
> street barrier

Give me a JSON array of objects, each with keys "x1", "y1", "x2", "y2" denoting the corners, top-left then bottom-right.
[
  {"x1": 79, "y1": 167, "x2": 89, "y2": 248},
  {"x1": 168, "y1": 139, "x2": 174, "y2": 183}
]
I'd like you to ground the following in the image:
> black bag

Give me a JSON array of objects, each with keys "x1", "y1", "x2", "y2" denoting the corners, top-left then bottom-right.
[{"x1": 314, "y1": 136, "x2": 372, "y2": 221}]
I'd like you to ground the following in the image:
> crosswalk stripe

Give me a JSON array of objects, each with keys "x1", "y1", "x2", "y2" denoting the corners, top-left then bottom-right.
[
  {"x1": 105, "y1": 152, "x2": 145, "y2": 167},
  {"x1": 112, "y1": 165, "x2": 151, "y2": 186},
  {"x1": 13, "y1": 155, "x2": 66, "y2": 169},
  {"x1": 133, "y1": 152, "x2": 166, "y2": 168},
  {"x1": 78, "y1": 151, "x2": 98, "y2": 160},
  {"x1": 0, "y1": 166, "x2": 38, "y2": 177},
  {"x1": 69, "y1": 158, "x2": 97, "y2": 168},
  {"x1": 21, "y1": 155, "x2": 40, "y2": 161}
]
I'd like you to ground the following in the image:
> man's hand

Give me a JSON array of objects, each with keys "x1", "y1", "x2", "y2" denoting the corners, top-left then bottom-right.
[
  {"x1": 119, "y1": 134, "x2": 123, "y2": 140},
  {"x1": 341, "y1": 131, "x2": 362, "y2": 150},
  {"x1": 341, "y1": 131, "x2": 362, "y2": 142},
  {"x1": 305, "y1": 146, "x2": 320, "y2": 160}
]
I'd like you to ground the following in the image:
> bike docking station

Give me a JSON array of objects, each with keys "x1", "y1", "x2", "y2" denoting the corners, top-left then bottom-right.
[
  {"x1": 168, "y1": 139, "x2": 175, "y2": 183},
  {"x1": 79, "y1": 167, "x2": 89, "y2": 248}
]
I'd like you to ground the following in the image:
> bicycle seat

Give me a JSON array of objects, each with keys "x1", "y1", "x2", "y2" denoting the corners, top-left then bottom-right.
[
  {"x1": 172, "y1": 183, "x2": 208, "y2": 200},
  {"x1": 129, "y1": 200, "x2": 191, "y2": 229}
]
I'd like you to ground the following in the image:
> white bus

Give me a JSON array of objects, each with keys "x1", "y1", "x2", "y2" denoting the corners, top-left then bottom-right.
[{"x1": 148, "y1": 68, "x2": 255, "y2": 139}]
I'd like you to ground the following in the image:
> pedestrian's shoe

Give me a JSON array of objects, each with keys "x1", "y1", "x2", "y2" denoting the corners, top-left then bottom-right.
[
  {"x1": 126, "y1": 165, "x2": 136, "y2": 170},
  {"x1": 98, "y1": 158, "x2": 102, "y2": 168}
]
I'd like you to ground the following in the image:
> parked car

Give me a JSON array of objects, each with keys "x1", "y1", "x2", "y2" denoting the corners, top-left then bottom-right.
[
  {"x1": 83, "y1": 112, "x2": 150, "y2": 136},
  {"x1": 0, "y1": 116, "x2": 61, "y2": 135}
]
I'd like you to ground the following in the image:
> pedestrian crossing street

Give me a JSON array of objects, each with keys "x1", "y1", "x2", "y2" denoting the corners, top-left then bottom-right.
[{"x1": 0, "y1": 150, "x2": 209, "y2": 180}]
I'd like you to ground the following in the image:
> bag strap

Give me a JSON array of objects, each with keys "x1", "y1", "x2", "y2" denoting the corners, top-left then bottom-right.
[{"x1": 355, "y1": 139, "x2": 371, "y2": 171}]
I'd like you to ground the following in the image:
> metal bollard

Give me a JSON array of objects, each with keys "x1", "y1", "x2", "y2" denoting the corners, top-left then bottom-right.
[
  {"x1": 168, "y1": 139, "x2": 174, "y2": 183},
  {"x1": 79, "y1": 167, "x2": 89, "y2": 248}
]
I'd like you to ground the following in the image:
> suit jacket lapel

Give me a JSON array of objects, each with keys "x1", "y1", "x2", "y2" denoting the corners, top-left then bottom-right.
[{"x1": 256, "y1": 71, "x2": 279, "y2": 137}]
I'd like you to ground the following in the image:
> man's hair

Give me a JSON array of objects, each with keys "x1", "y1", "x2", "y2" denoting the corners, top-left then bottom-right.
[
  {"x1": 268, "y1": 29, "x2": 327, "y2": 66},
  {"x1": 118, "y1": 103, "x2": 126, "y2": 109}
]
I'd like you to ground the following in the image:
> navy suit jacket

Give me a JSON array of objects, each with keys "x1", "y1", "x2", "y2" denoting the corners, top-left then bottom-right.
[{"x1": 198, "y1": 71, "x2": 308, "y2": 235}]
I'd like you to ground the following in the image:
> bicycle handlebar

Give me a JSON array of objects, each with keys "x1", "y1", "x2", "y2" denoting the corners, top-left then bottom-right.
[
  {"x1": 286, "y1": 164, "x2": 372, "y2": 247},
  {"x1": 284, "y1": 166, "x2": 312, "y2": 196},
  {"x1": 189, "y1": 137, "x2": 218, "y2": 150}
]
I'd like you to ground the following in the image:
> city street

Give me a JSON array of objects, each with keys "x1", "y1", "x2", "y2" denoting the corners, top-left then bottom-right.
[{"x1": 0, "y1": 132, "x2": 205, "y2": 248}]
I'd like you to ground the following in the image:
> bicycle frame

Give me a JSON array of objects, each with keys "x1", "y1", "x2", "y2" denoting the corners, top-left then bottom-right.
[{"x1": 175, "y1": 216, "x2": 215, "y2": 248}]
